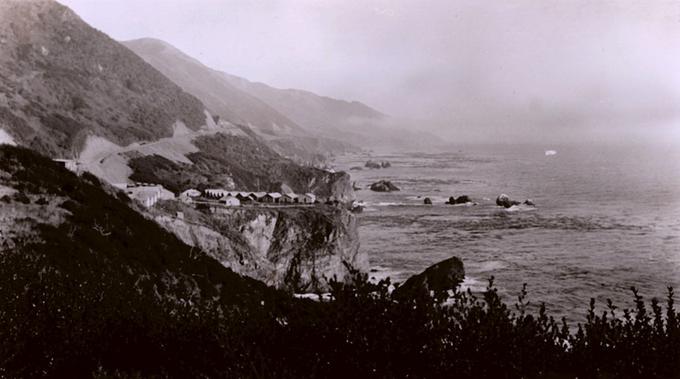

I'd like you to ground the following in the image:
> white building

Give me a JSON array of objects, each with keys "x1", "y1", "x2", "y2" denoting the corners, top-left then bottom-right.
[
  {"x1": 126, "y1": 184, "x2": 174, "y2": 208},
  {"x1": 220, "y1": 195, "x2": 241, "y2": 206}
]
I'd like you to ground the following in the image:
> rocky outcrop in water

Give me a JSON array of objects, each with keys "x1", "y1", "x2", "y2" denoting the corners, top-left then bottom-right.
[
  {"x1": 447, "y1": 195, "x2": 472, "y2": 204},
  {"x1": 423, "y1": 197, "x2": 432, "y2": 205},
  {"x1": 393, "y1": 256, "x2": 465, "y2": 299},
  {"x1": 153, "y1": 205, "x2": 367, "y2": 292},
  {"x1": 365, "y1": 160, "x2": 391, "y2": 169},
  {"x1": 496, "y1": 194, "x2": 521, "y2": 208},
  {"x1": 370, "y1": 180, "x2": 400, "y2": 192},
  {"x1": 496, "y1": 194, "x2": 534, "y2": 208}
]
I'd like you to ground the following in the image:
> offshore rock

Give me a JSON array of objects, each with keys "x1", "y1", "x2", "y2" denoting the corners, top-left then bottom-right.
[
  {"x1": 365, "y1": 160, "x2": 382, "y2": 169},
  {"x1": 496, "y1": 194, "x2": 521, "y2": 208},
  {"x1": 393, "y1": 256, "x2": 465, "y2": 299},
  {"x1": 370, "y1": 180, "x2": 400, "y2": 192}
]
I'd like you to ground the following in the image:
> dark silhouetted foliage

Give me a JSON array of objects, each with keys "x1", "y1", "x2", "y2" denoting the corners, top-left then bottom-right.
[{"x1": 1, "y1": 145, "x2": 678, "y2": 378}]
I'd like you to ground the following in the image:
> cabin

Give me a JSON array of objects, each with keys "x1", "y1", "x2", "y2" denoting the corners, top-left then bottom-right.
[
  {"x1": 236, "y1": 192, "x2": 253, "y2": 203},
  {"x1": 220, "y1": 195, "x2": 241, "y2": 206},
  {"x1": 250, "y1": 192, "x2": 267, "y2": 202},
  {"x1": 282, "y1": 193, "x2": 299, "y2": 204},
  {"x1": 262, "y1": 192, "x2": 282, "y2": 203},
  {"x1": 302, "y1": 193, "x2": 316, "y2": 204}
]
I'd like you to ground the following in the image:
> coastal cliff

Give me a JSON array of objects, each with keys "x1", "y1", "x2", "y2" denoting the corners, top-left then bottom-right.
[{"x1": 152, "y1": 203, "x2": 366, "y2": 292}]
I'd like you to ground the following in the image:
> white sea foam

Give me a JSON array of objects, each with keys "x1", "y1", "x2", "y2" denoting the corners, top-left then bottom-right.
[{"x1": 459, "y1": 276, "x2": 487, "y2": 293}]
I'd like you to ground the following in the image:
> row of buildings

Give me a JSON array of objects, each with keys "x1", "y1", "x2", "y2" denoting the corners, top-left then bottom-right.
[
  {"x1": 51, "y1": 157, "x2": 318, "y2": 209},
  {"x1": 199, "y1": 189, "x2": 317, "y2": 206}
]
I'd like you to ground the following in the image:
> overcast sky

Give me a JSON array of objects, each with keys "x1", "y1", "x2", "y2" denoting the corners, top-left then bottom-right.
[{"x1": 60, "y1": 0, "x2": 680, "y2": 143}]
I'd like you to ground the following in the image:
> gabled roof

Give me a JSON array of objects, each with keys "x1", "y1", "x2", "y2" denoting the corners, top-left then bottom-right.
[
  {"x1": 283, "y1": 192, "x2": 298, "y2": 199},
  {"x1": 267, "y1": 192, "x2": 282, "y2": 199}
]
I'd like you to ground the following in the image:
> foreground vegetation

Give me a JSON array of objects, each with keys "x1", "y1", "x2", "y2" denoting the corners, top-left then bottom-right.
[
  {"x1": 1, "y1": 145, "x2": 678, "y2": 378},
  {"x1": 2, "y1": 267, "x2": 678, "y2": 378}
]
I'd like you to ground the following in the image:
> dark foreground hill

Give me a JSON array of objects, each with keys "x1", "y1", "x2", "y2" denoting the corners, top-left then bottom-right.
[
  {"x1": 0, "y1": 145, "x2": 286, "y2": 376},
  {"x1": 1, "y1": 144, "x2": 679, "y2": 378}
]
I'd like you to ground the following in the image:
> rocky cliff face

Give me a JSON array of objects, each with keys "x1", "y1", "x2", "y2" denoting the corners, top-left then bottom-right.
[{"x1": 153, "y1": 204, "x2": 366, "y2": 292}]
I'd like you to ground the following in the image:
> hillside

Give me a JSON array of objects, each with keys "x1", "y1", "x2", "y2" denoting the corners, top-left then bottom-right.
[
  {"x1": 0, "y1": 144, "x2": 288, "y2": 376},
  {"x1": 122, "y1": 38, "x2": 302, "y2": 137},
  {"x1": 0, "y1": 0, "x2": 206, "y2": 158},
  {"x1": 123, "y1": 38, "x2": 359, "y2": 161}
]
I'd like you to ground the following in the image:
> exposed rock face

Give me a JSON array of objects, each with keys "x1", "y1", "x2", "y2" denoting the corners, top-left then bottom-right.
[
  {"x1": 370, "y1": 180, "x2": 400, "y2": 192},
  {"x1": 153, "y1": 205, "x2": 367, "y2": 292},
  {"x1": 393, "y1": 256, "x2": 465, "y2": 299}
]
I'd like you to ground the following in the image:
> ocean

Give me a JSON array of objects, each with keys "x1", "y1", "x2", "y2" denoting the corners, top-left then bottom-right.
[{"x1": 333, "y1": 143, "x2": 680, "y2": 324}]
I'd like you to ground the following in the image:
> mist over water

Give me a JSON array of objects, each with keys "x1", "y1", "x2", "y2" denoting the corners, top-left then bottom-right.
[{"x1": 335, "y1": 142, "x2": 680, "y2": 323}]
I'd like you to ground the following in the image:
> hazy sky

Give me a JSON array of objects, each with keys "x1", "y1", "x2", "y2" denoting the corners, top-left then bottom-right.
[{"x1": 60, "y1": 0, "x2": 680, "y2": 142}]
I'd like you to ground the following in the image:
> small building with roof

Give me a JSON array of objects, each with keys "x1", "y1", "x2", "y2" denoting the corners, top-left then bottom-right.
[
  {"x1": 282, "y1": 193, "x2": 299, "y2": 204},
  {"x1": 262, "y1": 192, "x2": 282, "y2": 203},
  {"x1": 302, "y1": 193, "x2": 316, "y2": 204}
]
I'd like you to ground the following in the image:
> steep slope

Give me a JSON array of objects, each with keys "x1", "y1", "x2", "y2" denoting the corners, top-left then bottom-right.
[
  {"x1": 122, "y1": 38, "x2": 302, "y2": 137},
  {"x1": 123, "y1": 38, "x2": 359, "y2": 162},
  {"x1": 0, "y1": 144, "x2": 286, "y2": 376},
  {"x1": 0, "y1": 0, "x2": 207, "y2": 158}
]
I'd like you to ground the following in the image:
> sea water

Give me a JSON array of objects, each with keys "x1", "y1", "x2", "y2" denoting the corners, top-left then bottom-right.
[{"x1": 333, "y1": 143, "x2": 680, "y2": 323}]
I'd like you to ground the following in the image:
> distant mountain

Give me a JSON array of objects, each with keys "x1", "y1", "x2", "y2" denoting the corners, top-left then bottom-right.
[
  {"x1": 123, "y1": 37, "x2": 439, "y2": 150},
  {"x1": 122, "y1": 38, "x2": 303, "y2": 137},
  {"x1": 0, "y1": 0, "x2": 206, "y2": 157},
  {"x1": 222, "y1": 72, "x2": 386, "y2": 137}
]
